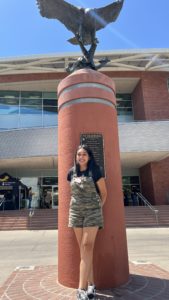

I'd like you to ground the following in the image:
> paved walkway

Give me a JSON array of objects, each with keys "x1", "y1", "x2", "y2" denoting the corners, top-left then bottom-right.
[
  {"x1": 0, "y1": 263, "x2": 169, "y2": 299},
  {"x1": 0, "y1": 228, "x2": 169, "y2": 299}
]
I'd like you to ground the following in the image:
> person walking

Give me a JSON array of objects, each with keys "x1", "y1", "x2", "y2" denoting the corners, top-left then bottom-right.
[
  {"x1": 28, "y1": 187, "x2": 33, "y2": 209},
  {"x1": 67, "y1": 144, "x2": 107, "y2": 300}
]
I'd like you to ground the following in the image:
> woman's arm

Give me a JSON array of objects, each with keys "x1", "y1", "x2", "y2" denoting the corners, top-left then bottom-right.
[{"x1": 96, "y1": 178, "x2": 107, "y2": 206}]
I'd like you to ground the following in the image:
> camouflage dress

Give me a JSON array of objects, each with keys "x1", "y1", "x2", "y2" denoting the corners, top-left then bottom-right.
[{"x1": 68, "y1": 169, "x2": 104, "y2": 228}]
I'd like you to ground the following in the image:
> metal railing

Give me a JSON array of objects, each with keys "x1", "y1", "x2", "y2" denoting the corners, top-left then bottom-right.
[
  {"x1": 137, "y1": 192, "x2": 159, "y2": 225},
  {"x1": 29, "y1": 209, "x2": 35, "y2": 218},
  {"x1": 0, "y1": 198, "x2": 5, "y2": 210}
]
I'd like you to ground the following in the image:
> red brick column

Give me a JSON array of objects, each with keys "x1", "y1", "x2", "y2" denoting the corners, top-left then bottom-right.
[
  {"x1": 58, "y1": 68, "x2": 129, "y2": 289},
  {"x1": 140, "y1": 156, "x2": 169, "y2": 205}
]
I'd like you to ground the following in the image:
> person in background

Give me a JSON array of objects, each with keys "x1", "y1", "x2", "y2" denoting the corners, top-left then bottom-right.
[
  {"x1": 123, "y1": 189, "x2": 129, "y2": 206},
  {"x1": 28, "y1": 187, "x2": 33, "y2": 209},
  {"x1": 67, "y1": 144, "x2": 107, "y2": 300},
  {"x1": 44, "y1": 191, "x2": 52, "y2": 208},
  {"x1": 131, "y1": 185, "x2": 138, "y2": 206}
]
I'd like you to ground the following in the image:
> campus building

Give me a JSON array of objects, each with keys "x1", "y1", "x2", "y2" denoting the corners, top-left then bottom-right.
[{"x1": 0, "y1": 49, "x2": 169, "y2": 209}]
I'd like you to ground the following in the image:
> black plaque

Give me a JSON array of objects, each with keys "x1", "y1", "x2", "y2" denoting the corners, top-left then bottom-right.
[{"x1": 80, "y1": 133, "x2": 105, "y2": 177}]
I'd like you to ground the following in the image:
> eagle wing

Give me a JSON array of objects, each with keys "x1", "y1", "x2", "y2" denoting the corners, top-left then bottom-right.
[
  {"x1": 36, "y1": 0, "x2": 81, "y2": 34},
  {"x1": 94, "y1": 0, "x2": 124, "y2": 31}
]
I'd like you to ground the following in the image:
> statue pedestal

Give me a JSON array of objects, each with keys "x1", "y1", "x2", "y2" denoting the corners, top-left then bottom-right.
[{"x1": 58, "y1": 68, "x2": 129, "y2": 289}]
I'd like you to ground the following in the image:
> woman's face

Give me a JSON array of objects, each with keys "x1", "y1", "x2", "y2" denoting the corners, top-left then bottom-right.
[{"x1": 76, "y1": 148, "x2": 90, "y2": 168}]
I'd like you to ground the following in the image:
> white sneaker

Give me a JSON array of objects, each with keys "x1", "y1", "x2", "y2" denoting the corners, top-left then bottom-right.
[
  {"x1": 87, "y1": 285, "x2": 96, "y2": 299},
  {"x1": 77, "y1": 289, "x2": 88, "y2": 300}
]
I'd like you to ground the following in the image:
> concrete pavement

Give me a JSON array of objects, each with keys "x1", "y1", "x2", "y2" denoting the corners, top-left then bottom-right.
[
  {"x1": 0, "y1": 230, "x2": 58, "y2": 286},
  {"x1": 0, "y1": 228, "x2": 169, "y2": 299},
  {"x1": 126, "y1": 227, "x2": 169, "y2": 273}
]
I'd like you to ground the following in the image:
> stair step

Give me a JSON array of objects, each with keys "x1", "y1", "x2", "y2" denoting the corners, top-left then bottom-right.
[
  {"x1": 1, "y1": 205, "x2": 169, "y2": 230},
  {"x1": 125, "y1": 205, "x2": 169, "y2": 227},
  {"x1": 0, "y1": 209, "x2": 58, "y2": 230}
]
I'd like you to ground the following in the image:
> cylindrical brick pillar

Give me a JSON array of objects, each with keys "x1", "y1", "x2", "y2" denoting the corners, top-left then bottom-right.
[{"x1": 58, "y1": 68, "x2": 129, "y2": 289}]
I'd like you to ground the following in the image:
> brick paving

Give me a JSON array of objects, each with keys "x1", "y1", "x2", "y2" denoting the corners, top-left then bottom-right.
[{"x1": 0, "y1": 262, "x2": 169, "y2": 300}]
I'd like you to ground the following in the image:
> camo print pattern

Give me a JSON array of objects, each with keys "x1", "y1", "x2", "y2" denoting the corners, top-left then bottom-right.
[{"x1": 68, "y1": 170, "x2": 104, "y2": 228}]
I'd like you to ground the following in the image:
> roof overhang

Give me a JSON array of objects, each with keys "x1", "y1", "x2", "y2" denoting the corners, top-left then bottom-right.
[
  {"x1": 0, "y1": 49, "x2": 169, "y2": 75},
  {"x1": 0, "y1": 77, "x2": 140, "y2": 93},
  {"x1": 121, "y1": 151, "x2": 169, "y2": 169},
  {"x1": 0, "y1": 151, "x2": 168, "y2": 173},
  {"x1": 0, "y1": 156, "x2": 57, "y2": 170}
]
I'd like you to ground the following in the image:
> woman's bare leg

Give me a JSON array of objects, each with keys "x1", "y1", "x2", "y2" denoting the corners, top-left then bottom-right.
[
  {"x1": 74, "y1": 227, "x2": 83, "y2": 248},
  {"x1": 88, "y1": 266, "x2": 94, "y2": 285},
  {"x1": 74, "y1": 227, "x2": 98, "y2": 289}
]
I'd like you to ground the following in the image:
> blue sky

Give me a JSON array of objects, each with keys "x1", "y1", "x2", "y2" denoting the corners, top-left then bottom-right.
[{"x1": 0, "y1": 0, "x2": 169, "y2": 58}]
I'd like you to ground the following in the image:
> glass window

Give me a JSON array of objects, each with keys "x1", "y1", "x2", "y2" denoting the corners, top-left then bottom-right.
[
  {"x1": 122, "y1": 176, "x2": 140, "y2": 191},
  {"x1": 20, "y1": 106, "x2": 42, "y2": 114},
  {"x1": 43, "y1": 113, "x2": 58, "y2": 127},
  {"x1": 122, "y1": 176, "x2": 139, "y2": 184},
  {"x1": 43, "y1": 93, "x2": 58, "y2": 126},
  {"x1": 21, "y1": 91, "x2": 42, "y2": 99},
  {"x1": 20, "y1": 114, "x2": 42, "y2": 128},
  {"x1": 116, "y1": 94, "x2": 133, "y2": 114},
  {"x1": 43, "y1": 99, "x2": 57, "y2": 106},
  {"x1": 43, "y1": 106, "x2": 57, "y2": 113},
  {"x1": 21, "y1": 98, "x2": 42, "y2": 106},
  {"x1": 117, "y1": 107, "x2": 132, "y2": 115},
  {"x1": 117, "y1": 100, "x2": 132, "y2": 108},
  {"x1": 0, "y1": 92, "x2": 19, "y2": 115},
  {"x1": 0, "y1": 91, "x2": 19, "y2": 98},
  {"x1": 0, "y1": 91, "x2": 19, "y2": 128},
  {"x1": 43, "y1": 92, "x2": 57, "y2": 99},
  {"x1": 116, "y1": 93, "x2": 131, "y2": 100},
  {"x1": 43, "y1": 104, "x2": 58, "y2": 126},
  {"x1": 42, "y1": 177, "x2": 58, "y2": 185},
  {"x1": 130, "y1": 176, "x2": 140, "y2": 184},
  {"x1": 122, "y1": 176, "x2": 130, "y2": 185},
  {"x1": 122, "y1": 176, "x2": 140, "y2": 206},
  {"x1": 20, "y1": 104, "x2": 42, "y2": 127},
  {"x1": 0, "y1": 95, "x2": 19, "y2": 115},
  {"x1": 116, "y1": 94, "x2": 133, "y2": 122},
  {"x1": 21, "y1": 177, "x2": 40, "y2": 208},
  {"x1": 0, "y1": 103, "x2": 19, "y2": 114},
  {"x1": 0, "y1": 98, "x2": 19, "y2": 105},
  {"x1": 0, "y1": 90, "x2": 58, "y2": 130}
]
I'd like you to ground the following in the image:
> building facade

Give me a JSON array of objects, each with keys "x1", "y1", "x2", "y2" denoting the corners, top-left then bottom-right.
[{"x1": 0, "y1": 49, "x2": 169, "y2": 208}]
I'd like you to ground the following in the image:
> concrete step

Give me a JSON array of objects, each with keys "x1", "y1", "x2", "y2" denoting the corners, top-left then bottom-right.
[
  {"x1": 0, "y1": 209, "x2": 58, "y2": 230},
  {"x1": 125, "y1": 205, "x2": 169, "y2": 227},
  {"x1": 1, "y1": 205, "x2": 169, "y2": 230}
]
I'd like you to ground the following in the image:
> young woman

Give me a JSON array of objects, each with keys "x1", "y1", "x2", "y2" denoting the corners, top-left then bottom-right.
[{"x1": 67, "y1": 144, "x2": 107, "y2": 300}]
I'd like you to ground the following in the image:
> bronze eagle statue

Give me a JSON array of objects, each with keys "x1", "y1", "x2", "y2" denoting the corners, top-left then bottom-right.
[
  {"x1": 36, "y1": 0, "x2": 124, "y2": 45},
  {"x1": 36, "y1": 0, "x2": 124, "y2": 72}
]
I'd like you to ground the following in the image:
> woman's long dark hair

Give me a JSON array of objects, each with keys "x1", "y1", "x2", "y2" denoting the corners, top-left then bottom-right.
[{"x1": 74, "y1": 144, "x2": 98, "y2": 175}]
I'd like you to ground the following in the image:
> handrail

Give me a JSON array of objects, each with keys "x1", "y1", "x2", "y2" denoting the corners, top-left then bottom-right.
[
  {"x1": 28, "y1": 208, "x2": 35, "y2": 229},
  {"x1": 137, "y1": 192, "x2": 159, "y2": 225},
  {"x1": 29, "y1": 209, "x2": 35, "y2": 217},
  {"x1": 0, "y1": 198, "x2": 5, "y2": 210}
]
